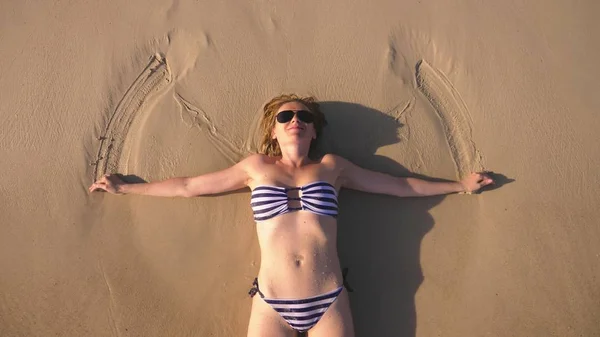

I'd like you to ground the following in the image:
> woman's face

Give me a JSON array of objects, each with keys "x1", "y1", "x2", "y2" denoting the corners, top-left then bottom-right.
[{"x1": 272, "y1": 101, "x2": 316, "y2": 148}]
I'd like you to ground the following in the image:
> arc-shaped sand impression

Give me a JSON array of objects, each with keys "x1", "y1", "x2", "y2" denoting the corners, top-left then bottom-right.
[
  {"x1": 416, "y1": 60, "x2": 483, "y2": 180},
  {"x1": 175, "y1": 93, "x2": 244, "y2": 164},
  {"x1": 94, "y1": 55, "x2": 172, "y2": 180}
]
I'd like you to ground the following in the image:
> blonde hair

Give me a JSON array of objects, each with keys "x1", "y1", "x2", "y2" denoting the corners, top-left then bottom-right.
[{"x1": 259, "y1": 94, "x2": 327, "y2": 157}]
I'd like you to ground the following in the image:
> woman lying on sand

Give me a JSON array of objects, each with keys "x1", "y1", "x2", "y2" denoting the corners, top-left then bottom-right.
[{"x1": 89, "y1": 94, "x2": 493, "y2": 337}]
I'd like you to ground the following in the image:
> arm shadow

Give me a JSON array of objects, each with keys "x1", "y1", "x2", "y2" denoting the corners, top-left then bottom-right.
[{"x1": 117, "y1": 174, "x2": 148, "y2": 184}]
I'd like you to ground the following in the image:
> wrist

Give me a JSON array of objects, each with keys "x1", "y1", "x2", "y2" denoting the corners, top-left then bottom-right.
[
  {"x1": 116, "y1": 183, "x2": 128, "y2": 194},
  {"x1": 455, "y1": 181, "x2": 467, "y2": 193}
]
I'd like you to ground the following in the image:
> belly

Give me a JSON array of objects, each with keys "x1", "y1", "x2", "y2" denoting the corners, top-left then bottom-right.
[{"x1": 255, "y1": 212, "x2": 343, "y2": 298}]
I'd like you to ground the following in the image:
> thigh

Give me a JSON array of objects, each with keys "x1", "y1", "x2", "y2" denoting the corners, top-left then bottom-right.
[
  {"x1": 307, "y1": 288, "x2": 355, "y2": 337},
  {"x1": 247, "y1": 295, "x2": 298, "y2": 337}
]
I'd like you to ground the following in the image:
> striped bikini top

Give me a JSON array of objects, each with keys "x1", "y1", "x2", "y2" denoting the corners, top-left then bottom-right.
[{"x1": 250, "y1": 181, "x2": 339, "y2": 222}]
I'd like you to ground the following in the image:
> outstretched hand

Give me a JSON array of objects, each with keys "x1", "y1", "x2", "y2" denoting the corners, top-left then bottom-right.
[
  {"x1": 88, "y1": 174, "x2": 125, "y2": 194},
  {"x1": 460, "y1": 172, "x2": 494, "y2": 193}
]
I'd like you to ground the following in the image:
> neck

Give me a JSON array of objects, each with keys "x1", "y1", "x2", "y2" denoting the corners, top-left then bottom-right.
[{"x1": 278, "y1": 144, "x2": 312, "y2": 167}]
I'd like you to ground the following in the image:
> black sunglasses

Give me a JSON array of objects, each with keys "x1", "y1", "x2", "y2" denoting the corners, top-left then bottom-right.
[{"x1": 275, "y1": 110, "x2": 314, "y2": 124}]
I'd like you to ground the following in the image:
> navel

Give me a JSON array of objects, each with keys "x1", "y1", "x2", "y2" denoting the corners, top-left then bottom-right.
[{"x1": 293, "y1": 255, "x2": 304, "y2": 267}]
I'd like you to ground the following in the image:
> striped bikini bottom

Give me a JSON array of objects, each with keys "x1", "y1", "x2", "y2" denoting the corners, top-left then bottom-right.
[{"x1": 248, "y1": 269, "x2": 353, "y2": 334}]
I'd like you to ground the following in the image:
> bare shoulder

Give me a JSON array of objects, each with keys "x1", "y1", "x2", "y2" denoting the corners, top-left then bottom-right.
[
  {"x1": 239, "y1": 153, "x2": 273, "y2": 170},
  {"x1": 320, "y1": 154, "x2": 354, "y2": 187},
  {"x1": 320, "y1": 153, "x2": 350, "y2": 168}
]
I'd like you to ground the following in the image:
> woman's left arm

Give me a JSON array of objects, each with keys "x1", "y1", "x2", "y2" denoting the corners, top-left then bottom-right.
[{"x1": 332, "y1": 155, "x2": 493, "y2": 197}]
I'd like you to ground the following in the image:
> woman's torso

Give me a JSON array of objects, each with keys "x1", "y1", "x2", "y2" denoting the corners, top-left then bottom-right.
[{"x1": 246, "y1": 154, "x2": 344, "y2": 298}]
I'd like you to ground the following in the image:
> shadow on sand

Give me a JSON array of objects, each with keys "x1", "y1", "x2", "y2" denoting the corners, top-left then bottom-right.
[{"x1": 315, "y1": 101, "x2": 446, "y2": 337}]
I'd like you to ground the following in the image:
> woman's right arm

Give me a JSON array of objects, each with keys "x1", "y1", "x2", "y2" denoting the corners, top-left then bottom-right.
[{"x1": 88, "y1": 155, "x2": 256, "y2": 197}]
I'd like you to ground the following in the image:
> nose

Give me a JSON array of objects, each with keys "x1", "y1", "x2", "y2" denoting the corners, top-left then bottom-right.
[{"x1": 290, "y1": 112, "x2": 302, "y2": 124}]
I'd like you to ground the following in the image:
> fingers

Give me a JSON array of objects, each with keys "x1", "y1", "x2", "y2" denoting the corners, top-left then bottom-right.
[
  {"x1": 479, "y1": 173, "x2": 494, "y2": 186},
  {"x1": 88, "y1": 174, "x2": 113, "y2": 192},
  {"x1": 472, "y1": 172, "x2": 494, "y2": 189},
  {"x1": 88, "y1": 182, "x2": 107, "y2": 192}
]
